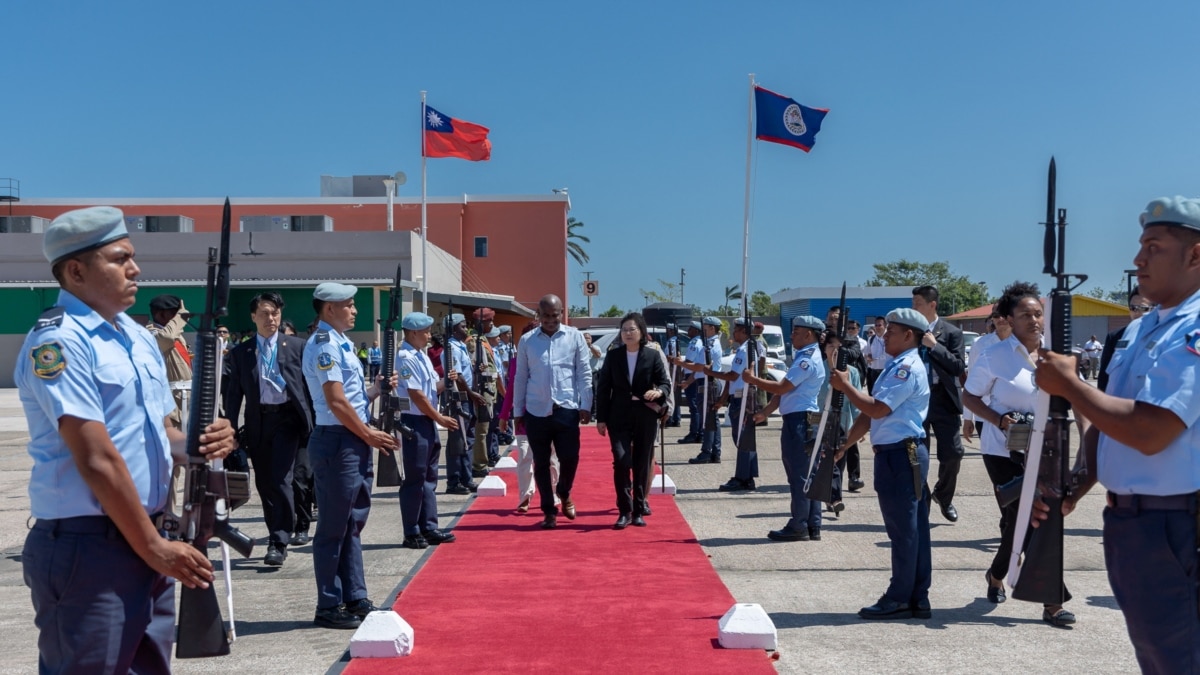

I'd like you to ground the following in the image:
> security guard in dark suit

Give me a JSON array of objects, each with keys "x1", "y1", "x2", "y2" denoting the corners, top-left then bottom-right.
[
  {"x1": 1033, "y1": 196, "x2": 1200, "y2": 671},
  {"x1": 911, "y1": 285, "x2": 966, "y2": 523}
]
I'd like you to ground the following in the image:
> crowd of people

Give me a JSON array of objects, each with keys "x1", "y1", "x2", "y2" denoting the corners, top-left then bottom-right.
[{"x1": 13, "y1": 194, "x2": 1200, "y2": 672}]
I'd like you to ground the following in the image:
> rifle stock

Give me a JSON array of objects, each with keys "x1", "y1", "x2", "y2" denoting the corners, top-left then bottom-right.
[
  {"x1": 804, "y1": 282, "x2": 848, "y2": 502},
  {"x1": 375, "y1": 264, "x2": 413, "y2": 488}
]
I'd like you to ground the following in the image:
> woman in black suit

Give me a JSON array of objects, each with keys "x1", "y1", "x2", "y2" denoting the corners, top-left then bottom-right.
[{"x1": 596, "y1": 312, "x2": 672, "y2": 529}]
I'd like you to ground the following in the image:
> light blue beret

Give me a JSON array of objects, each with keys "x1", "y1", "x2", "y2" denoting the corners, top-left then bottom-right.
[
  {"x1": 44, "y1": 206, "x2": 130, "y2": 265},
  {"x1": 702, "y1": 316, "x2": 721, "y2": 327},
  {"x1": 1139, "y1": 196, "x2": 1200, "y2": 231},
  {"x1": 313, "y1": 282, "x2": 357, "y2": 302},
  {"x1": 498, "y1": 325, "x2": 512, "y2": 335},
  {"x1": 401, "y1": 312, "x2": 434, "y2": 330},
  {"x1": 886, "y1": 308, "x2": 929, "y2": 333},
  {"x1": 689, "y1": 321, "x2": 702, "y2": 331},
  {"x1": 791, "y1": 315, "x2": 825, "y2": 332},
  {"x1": 443, "y1": 313, "x2": 465, "y2": 329},
  {"x1": 485, "y1": 327, "x2": 501, "y2": 338}
]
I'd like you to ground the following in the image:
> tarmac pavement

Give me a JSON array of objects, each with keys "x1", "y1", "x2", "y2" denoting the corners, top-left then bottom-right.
[{"x1": 0, "y1": 389, "x2": 1139, "y2": 673}]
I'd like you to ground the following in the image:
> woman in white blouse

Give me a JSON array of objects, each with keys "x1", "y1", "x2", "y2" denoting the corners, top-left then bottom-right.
[{"x1": 963, "y1": 281, "x2": 1075, "y2": 628}]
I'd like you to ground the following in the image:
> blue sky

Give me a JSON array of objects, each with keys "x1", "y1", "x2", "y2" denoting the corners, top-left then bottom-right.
[{"x1": 6, "y1": 1, "x2": 1199, "y2": 312}]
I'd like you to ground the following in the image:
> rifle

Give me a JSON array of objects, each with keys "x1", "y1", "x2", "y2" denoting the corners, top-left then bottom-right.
[
  {"x1": 701, "y1": 326, "x2": 718, "y2": 437},
  {"x1": 375, "y1": 264, "x2": 415, "y2": 488},
  {"x1": 174, "y1": 198, "x2": 255, "y2": 659},
  {"x1": 803, "y1": 282, "x2": 848, "y2": 503},
  {"x1": 1007, "y1": 157, "x2": 1087, "y2": 604},
  {"x1": 736, "y1": 313, "x2": 759, "y2": 456},
  {"x1": 442, "y1": 300, "x2": 472, "y2": 450}
]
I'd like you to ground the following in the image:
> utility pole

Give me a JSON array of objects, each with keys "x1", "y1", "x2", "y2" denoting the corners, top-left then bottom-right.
[
  {"x1": 584, "y1": 271, "x2": 594, "y2": 317},
  {"x1": 680, "y1": 268, "x2": 686, "y2": 305}
]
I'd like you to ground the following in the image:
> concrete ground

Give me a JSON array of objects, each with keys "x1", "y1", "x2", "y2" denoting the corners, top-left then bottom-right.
[{"x1": 0, "y1": 389, "x2": 1138, "y2": 674}]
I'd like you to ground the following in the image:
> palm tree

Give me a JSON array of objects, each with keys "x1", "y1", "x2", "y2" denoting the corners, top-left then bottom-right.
[
  {"x1": 723, "y1": 284, "x2": 742, "y2": 314},
  {"x1": 567, "y1": 217, "x2": 590, "y2": 266}
]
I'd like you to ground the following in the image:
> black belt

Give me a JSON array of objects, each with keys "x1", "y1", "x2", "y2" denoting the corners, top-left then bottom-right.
[
  {"x1": 261, "y1": 403, "x2": 291, "y2": 414},
  {"x1": 1106, "y1": 491, "x2": 1199, "y2": 513},
  {"x1": 874, "y1": 437, "x2": 922, "y2": 451},
  {"x1": 33, "y1": 512, "x2": 166, "y2": 537}
]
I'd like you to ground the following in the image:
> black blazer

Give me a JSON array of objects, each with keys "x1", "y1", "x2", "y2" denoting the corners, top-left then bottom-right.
[
  {"x1": 595, "y1": 345, "x2": 672, "y2": 430},
  {"x1": 223, "y1": 332, "x2": 314, "y2": 451},
  {"x1": 925, "y1": 319, "x2": 966, "y2": 415}
]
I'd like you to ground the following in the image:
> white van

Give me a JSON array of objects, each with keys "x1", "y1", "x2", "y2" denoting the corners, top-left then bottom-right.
[{"x1": 759, "y1": 325, "x2": 786, "y2": 362}]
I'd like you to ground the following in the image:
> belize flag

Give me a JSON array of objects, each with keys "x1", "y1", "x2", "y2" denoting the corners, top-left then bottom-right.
[
  {"x1": 423, "y1": 105, "x2": 492, "y2": 161},
  {"x1": 754, "y1": 86, "x2": 827, "y2": 153}
]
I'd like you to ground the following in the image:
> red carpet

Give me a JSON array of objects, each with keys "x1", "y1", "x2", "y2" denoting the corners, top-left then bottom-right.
[{"x1": 344, "y1": 429, "x2": 776, "y2": 674}]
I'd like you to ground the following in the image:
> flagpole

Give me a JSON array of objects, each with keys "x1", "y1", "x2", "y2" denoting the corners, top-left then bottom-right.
[
  {"x1": 420, "y1": 90, "x2": 429, "y2": 311},
  {"x1": 741, "y1": 74, "x2": 755, "y2": 317}
]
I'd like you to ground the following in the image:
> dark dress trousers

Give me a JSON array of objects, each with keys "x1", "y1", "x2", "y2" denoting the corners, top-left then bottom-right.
[
  {"x1": 921, "y1": 319, "x2": 966, "y2": 507},
  {"x1": 596, "y1": 346, "x2": 671, "y2": 516},
  {"x1": 223, "y1": 332, "x2": 314, "y2": 547}
]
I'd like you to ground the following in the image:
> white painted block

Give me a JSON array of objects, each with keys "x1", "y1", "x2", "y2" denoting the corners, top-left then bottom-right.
[
  {"x1": 349, "y1": 610, "x2": 414, "y2": 658},
  {"x1": 649, "y1": 473, "x2": 676, "y2": 495},
  {"x1": 476, "y1": 474, "x2": 507, "y2": 496},
  {"x1": 491, "y1": 456, "x2": 518, "y2": 472},
  {"x1": 718, "y1": 603, "x2": 777, "y2": 650}
]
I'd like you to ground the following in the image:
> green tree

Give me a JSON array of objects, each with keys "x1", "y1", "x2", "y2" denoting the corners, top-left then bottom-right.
[
  {"x1": 568, "y1": 305, "x2": 589, "y2": 318},
  {"x1": 749, "y1": 290, "x2": 779, "y2": 317},
  {"x1": 639, "y1": 279, "x2": 681, "y2": 304},
  {"x1": 866, "y1": 259, "x2": 989, "y2": 316},
  {"x1": 721, "y1": 284, "x2": 743, "y2": 315},
  {"x1": 1084, "y1": 286, "x2": 1106, "y2": 300},
  {"x1": 567, "y1": 217, "x2": 590, "y2": 266},
  {"x1": 598, "y1": 304, "x2": 624, "y2": 318}
]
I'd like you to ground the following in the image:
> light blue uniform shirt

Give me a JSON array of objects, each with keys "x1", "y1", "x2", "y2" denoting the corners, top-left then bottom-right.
[
  {"x1": 512, "y1": 325, "x2": 593, "y2": 417},
  {"x1": 16, "y1": 289, "x2": 175, "y2": 519},
  {"x1": 396, "y1": 340, "x2": 438, "y2": 416},
  {"x1": 446, "y1": 337, "x2": 472, "y2": 389},
  {"x1": 1099, "y1": 287, "x2": 1200, "y2": 495},
  {"x1": 779, "y1": 343, "x2": 825, "y2": 415},
  {"x1": 870, "y1": 347, "x2": 930, "y2": 445},
  {"x1": 728, "y1": 341, "x2": 749, "y2": 397},
  {"x1": 687, "y1": 335, "x2": 723, "y2": 381},
  {"x1": 303, "y1": 321, "x2": 368, "y2": 426}
]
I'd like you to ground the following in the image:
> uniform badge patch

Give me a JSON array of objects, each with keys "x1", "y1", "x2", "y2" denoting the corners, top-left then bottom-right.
[
  {"x1": 399, "y1": 365, "x2": 414, "y2": 379},
  {"x1": 800, "y1": 361, "x2": 810, "y2": 370},
  {"x1": 895, "y1": 366, "x2": 911, "y2": 381},
  {"x1": 317, "y1": 353, "x2": 335, "y2": 371},
  {"x1": 1187, "y1": 330, "x2": 1200, "y2": 356},
  {"x1": 30, "y1": 342, "x2": 66, "y2": 379}
]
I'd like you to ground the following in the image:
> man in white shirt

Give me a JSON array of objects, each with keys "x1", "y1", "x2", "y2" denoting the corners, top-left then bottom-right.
[{"x1": 1082, "y1": 335, "x2": 1103, "y2": 379}]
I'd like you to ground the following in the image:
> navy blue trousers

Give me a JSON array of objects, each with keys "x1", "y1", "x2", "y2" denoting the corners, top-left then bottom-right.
[
  {"x1": 874, "y1": 439, "x2": 932, "y2": 605},
  {"x1": 780, "y1": 412, "x2": 819, "y2": 531},
  {"x1": 730, "y1": 398, "x2": 759, "y2": 480},
  {"x1": 684, "y1": 380, "x2": 700, "y2": 436},
  {"x1": 24, "y1": 516, "x2": 174, "y2": 674},
  {"x1": 399, "y1": 415, "x2": 442, "y2": 536},
  {"x1": 309, "y1": 425, "x2": 372, "y2": 610},
  {"x1": 1104, "y1": 503, "x2": 1200, "y2": 673}
]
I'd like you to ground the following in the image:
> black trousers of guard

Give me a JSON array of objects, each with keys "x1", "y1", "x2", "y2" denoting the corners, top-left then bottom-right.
[
  {"x1": 924, "y1": 397, "x2": 963, "y2": 507},
  {"x1": 527, "y1": 406, "x2": 582, "y2": 516},
  {"x1": 250, "y1": 408, "x2": 302, "y2": 548}
]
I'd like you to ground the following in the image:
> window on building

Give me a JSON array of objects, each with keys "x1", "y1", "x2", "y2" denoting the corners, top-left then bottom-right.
[{"x1": 474, "y1": 236, "x2": 488, "y2": 258}]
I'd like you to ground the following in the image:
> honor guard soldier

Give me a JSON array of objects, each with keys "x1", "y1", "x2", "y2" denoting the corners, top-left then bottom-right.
[
  {"x1": 442, "y1": 313, "x2": 478, "y2": 494},
  {"x1": 832, "y1": 308, "x2": 932, "y2": 620},
  {"x1": 676, "y1": 321, "x2": 703, "y2": 443},
  {"x1": 147, "y1": 293, "x2": 194, "y2": 428},
  {"x1": 470, "y1": 308, "x2": 503, "y2": 472},
  {"x1": 747, "y1": 316, "x2": 827, "y2": 541},
  {"x1": 303, "y1": 282, "x2": 399, "y2": 629},
  {"x1": 396, "y1": 312, "x2": 461, "y2": 549},
  {"x1": 1033, "y1": 196, "x2": 1200, "y2": 671},
  {"x1": 17, "y1": 207, "x2": 236, "y2": 672},
  {"x1": 710, "y1": 318, "x2": 759, "y2": 491},
  {"x1": 678, "y1": 316, "x2": 725, "y2": 463},
  {"x1": 663, "y1": 324, "x2": 684, "y2": 427}
]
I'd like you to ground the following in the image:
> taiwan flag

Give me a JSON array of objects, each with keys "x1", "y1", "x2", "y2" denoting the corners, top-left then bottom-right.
[
  {"x1": 754, "y1": 86, "x2": 828, "y2": 153},
  {"x1": 423, "y1": 105, "x2": 492, "y2": 161}
]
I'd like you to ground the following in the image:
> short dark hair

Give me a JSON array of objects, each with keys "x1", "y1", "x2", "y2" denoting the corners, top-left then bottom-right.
[
  {"x1": 619, "y1": 312, "x2": 649, "y2": 347},
  {"x1": 250, "y1": 291, "x2": 285, "y2": 314},
  {"x1": 280, "y1": 319, "x2": 297, "y2": 334},
  {"x1": 846, "y1": 319, "x2": 860, "y2": 329},
  {"x1": 312, "y1": 298, "x2": 326, "y2": 317},
  {"x1": 1129, "y1": 284, "x2": 1141, "y2": 300},
  {"x1": 912, "y1": 285, "x2": 939, "y2": 304},
  {"x1": 995, "y1": 281, "x2": 1040, "y2": 319}
]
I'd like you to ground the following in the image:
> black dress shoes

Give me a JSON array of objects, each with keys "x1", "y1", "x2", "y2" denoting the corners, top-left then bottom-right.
[
  {"x1": 613, "y1": 514, "x2": 631, "y2": 530},
  {"x1": 540, "y1": 514, "x2": 557, "y2": 529},
  {"x1": 631, "y1": 515, "x2": 647, "y2": 527},
  {"x1": 719, "y1": 478, "x2": 746, "y2": 491},
  {"x1": 688, "y1": 452, "x2": 713, "y2": 464},
  {"x1": 808, "y1": 528, "x2": 821, "y2": 541},
  {"x1": 264, "y1": 545, "x2": 287, "y2": 567},
  {"x1": 848, "y1": 478, "x2": 865, "y2": 492},
  {"x1": 986, "y1": 571, "x2": 1007, "y2": 603},
  {"x1": 465, "y1": 481, "x2": 480, "y2": 494},
  {"x1": 290, "y1": 530, "x2": 311, "y2": 546},
  {"x1": 932, "y1": 493, "x2": 959, "y2": 522},
  {"x1": 912, "y1": 598, "x2": 932, "y2": 620},
  {"x1": 471, "y1": 467, "x2": 489, "y2": 478},
  {"x1": 421, "y1": 529, "x2": 456, "y2": 545},
  {"x1": 767, "y1": 527, "x2": 810, "y2": 542},
  {"x1": 314, "y1": 605, "x2": 362, "y2": 629},
  {"x1": 677, "y1": 434, "x2": 700, "y2": 444},
  {"x1": 640, "y1": 503, "x2": 652, "y2": 516},
  {"x1": 445, "y1": 485, "x2": 471, "y2": 495},
  {"x1": 345, "y1": 598, "x2": 379, "y2": 618},
  {"x1": 858, "y1": 596, "x2": 913, "y2": 620},
  {"x1": 402, "y1": 534, "x2": 429, "y2": 549}
]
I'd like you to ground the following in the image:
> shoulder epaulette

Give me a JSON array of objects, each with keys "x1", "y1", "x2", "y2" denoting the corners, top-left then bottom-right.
[
  {"x1": 34, "y1": 307, "x2": 65, "y2": 331},
  {"x1": 315, "y1": 331, "x2": 330, "y2": 344}
]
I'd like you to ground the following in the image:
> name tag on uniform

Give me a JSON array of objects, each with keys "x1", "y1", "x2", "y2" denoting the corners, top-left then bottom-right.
[{"x1": 1116, "y1": 340, "x2": 1129, "y2": 349}]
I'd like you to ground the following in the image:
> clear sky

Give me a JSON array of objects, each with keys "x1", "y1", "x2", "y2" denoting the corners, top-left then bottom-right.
[{"x1": 6, "y1": 1, "x2": 1199, "y2": 313}]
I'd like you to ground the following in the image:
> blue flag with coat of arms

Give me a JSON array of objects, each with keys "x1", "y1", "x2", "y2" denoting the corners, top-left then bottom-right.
[{"x1": 754, "y1": 85, "x2": 828, "y2": 153}]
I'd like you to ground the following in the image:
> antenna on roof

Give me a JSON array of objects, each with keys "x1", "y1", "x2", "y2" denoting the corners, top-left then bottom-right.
[{"x1": 241, "y1": 231, "x2": 265, "y2": 257}]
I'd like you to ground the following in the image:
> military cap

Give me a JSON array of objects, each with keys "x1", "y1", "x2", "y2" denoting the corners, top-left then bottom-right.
[
  {"x1": 443, "y1": 313, "x2": 466, "y2": 329},
  {"x1": 886, "y1": 308, "x2": 929, "y2": 333},
  {"x1": 401, "y1": 312, "x2": 434, "y2": 330},
  {"x1": 498, "y1": 325, "x2": 512, "y2": 335},
  {"x1": 44, "y1": 206, "x2": 130, "y2": 265},
  {"x1": 689, "y1": 320, "x2": 702, "y2": 331},
  {"x1": 753, "y1": 321, "x2": 764, "y2": 331},
  {"x1": 472, "y1": 307, "x2": 496, "y2": 320},
  {"x1": 791, "y1": 315, "x2": 825, "y2": 332},
  {"x1": 313, "y1": 282, "x2": 357, "y2": 302},
  {"x1": 702, "y1": 316, "x2": 721, "y2": 327},
  {"x1": 484, "y1": 326, "x2": 501, "y2": 338},
  {"x1": 1139, "y1": 196, "x2": 1200, "y2": 232},
  {"x1": 149, "y1": 294, "x2": 182, "y2": 312},
  {"x1": 733, "y1": 317, "x2": 749, "y2": 327}
]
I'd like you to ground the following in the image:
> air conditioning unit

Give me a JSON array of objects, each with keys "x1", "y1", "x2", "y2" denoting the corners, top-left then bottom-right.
[
  {"x1": 291, "y1": 215, "x2": 334, "y2": 232},
  {"x1": 240, "y1": 216, "x2": 291, "y2": 232},
  {"x1": 0, "y1": 216, "x2": 49, "y2": 233},
  {"x1": 146, "y1": 216, "x2": 194, "y2": 233}
]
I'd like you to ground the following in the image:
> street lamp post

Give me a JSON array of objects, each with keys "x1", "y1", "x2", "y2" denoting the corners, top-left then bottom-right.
[{"x1": 382, "y1": 177, "x2": 396, "y2": 232}]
